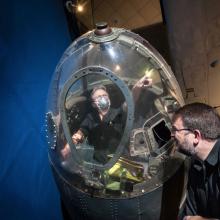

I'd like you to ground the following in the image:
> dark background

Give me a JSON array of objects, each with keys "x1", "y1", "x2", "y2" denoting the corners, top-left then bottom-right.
[{"x1": 0, "y1": 0, "x2": 75, "y2": 219}]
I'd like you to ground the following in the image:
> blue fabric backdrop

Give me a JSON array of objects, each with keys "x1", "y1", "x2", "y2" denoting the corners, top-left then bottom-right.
[{"x1": 0, "y1": 0, "x2": 73, "y2": 219}]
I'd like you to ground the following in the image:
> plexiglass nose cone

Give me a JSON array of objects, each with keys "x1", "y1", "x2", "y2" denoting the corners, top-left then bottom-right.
[{"x1": 45, "y1": 23, "x2": 186, "y2": 220}]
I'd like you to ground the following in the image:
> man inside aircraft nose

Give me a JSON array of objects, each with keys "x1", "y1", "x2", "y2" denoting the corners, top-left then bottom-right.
[
  {"x1": 61, "y1": 85, "x2": 125, "y2": 164},
  {"x1": 61, "y1": 76, "x2": 153, "y2": 163}
]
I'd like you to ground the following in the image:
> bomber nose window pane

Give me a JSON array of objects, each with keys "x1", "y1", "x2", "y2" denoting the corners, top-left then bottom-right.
[
  {"x1": 46, "y1": 26, "x2": 186, "y2": 218},
  {"x1": 64, "y1": 73, "x2": 127, "y2": 165}
]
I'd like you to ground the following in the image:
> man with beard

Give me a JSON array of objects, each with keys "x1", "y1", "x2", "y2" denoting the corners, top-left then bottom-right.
[{"x1": 171, "y1": 103, "x2": 220, "y2": 220}]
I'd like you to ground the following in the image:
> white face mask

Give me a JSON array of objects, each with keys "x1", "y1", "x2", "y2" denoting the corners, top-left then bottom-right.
[{"x1": 94, "y1": 95, "x2": 110, "y2": 112}]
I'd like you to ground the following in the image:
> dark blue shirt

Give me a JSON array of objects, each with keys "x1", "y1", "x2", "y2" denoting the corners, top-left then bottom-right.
[{"x1": 181, "y1": 139, "x2": 220, "y2": 219}]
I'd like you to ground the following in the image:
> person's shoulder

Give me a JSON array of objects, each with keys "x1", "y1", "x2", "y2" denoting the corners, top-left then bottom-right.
[
  {"x1": 106, "y1": 107, "x2": 121, "y2": 119},
  {"x1": 111, "y1": 106, "x2": 121, "y2": 112},
  {"x1": 111, "y1": 106, "x2": 124, "y2": 115}
]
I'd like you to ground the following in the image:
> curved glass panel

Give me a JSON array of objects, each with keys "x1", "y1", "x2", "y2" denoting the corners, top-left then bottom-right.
[
  {"x1": 64, "y1": 74, "x2": 127, "y2": 165},
  {"x1": 46, "y1": 27, "x2": 185, "y2": 199}
]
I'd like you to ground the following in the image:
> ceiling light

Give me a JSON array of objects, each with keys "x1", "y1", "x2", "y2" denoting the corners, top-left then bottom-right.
[{"x1": 66, "y1": 1, "x2": 84, "y2": 13}]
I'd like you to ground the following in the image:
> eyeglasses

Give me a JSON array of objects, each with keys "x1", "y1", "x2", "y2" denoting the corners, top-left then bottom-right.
[{"x1": 171, "y1": 127, "x2": 192, "y2": 134}]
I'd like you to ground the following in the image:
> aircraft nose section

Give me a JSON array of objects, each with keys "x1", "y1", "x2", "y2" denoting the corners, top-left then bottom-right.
[{"x1": 45, "y1": 23, "x2": 187, "y2": 220}]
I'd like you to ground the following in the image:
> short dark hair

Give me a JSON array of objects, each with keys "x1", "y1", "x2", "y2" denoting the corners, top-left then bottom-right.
[
  {"x1": 172, "y1": 102, "x2": 220, "y2": 140},
  {"x1": 90, "y1": 85, "x2": 107, "y2": 99}
]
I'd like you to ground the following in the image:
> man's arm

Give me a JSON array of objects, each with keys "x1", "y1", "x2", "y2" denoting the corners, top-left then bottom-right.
[
  {"x1": 132, "y1": 75, "x2": 152, "y2": 102},
  {"x1": 61, "y1": 129, "x2": 85, "y2": 158}
]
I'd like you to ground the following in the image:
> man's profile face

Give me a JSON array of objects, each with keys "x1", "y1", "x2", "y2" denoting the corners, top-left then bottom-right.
[{"x1": 172, "y1": 117, "x2": 195, "y2": 156}]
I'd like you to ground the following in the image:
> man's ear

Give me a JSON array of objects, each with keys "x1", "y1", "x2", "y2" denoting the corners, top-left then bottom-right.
[{"x1": 193, "y1": 129, "x2": 201, "y2": 145}]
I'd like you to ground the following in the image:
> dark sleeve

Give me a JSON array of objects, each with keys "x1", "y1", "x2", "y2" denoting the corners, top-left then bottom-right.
[{"x1": 80, "y1": 114, "x2": 92, "y2": 137}]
